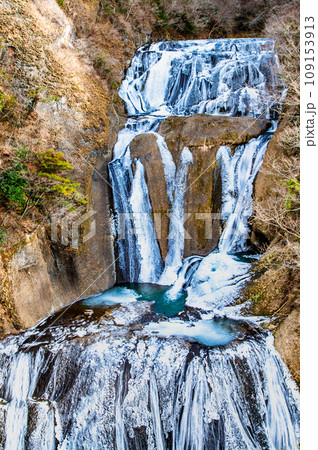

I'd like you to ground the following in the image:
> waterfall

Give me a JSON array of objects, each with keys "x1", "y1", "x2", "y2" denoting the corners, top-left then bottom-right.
[
  {"x1": 129, "y1": 159, "x2": 163, "y2": 282},
  {"x1": 109, "y1": 37, "x2": 282, "y2": 285},
  {"x1": 217, "y1": 131, "x2": 273, "y2": 254},
  {"x1": 0, "y1": 310, "x2": 300, "y2": 449},
  {"x1": 159, "y1": 147, "x2": 193, "y2": 285},
  {"x1": 119, "y1": 39, "x2": 281, "y2": 118},
  {"x1": 0, "y1": 38, "x2": 299, "y2": 449}
]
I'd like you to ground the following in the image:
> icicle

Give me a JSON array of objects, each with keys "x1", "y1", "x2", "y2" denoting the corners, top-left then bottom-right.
[
  {"x1": 159, "y1": 147, "x2": 193, "y2": 285},
  {"x1": 129, "y1": 160, "x2": 163, "y2": 283},
  {"x1": 218, "y1": 132, "x2": 272, "y2": 254}
]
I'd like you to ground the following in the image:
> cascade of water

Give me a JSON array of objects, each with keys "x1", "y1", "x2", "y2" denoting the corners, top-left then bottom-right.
[
  {"x1": 186, "y1": 252, "x2": 253, "y2": 311},
  {"x1": 168, "y1": 129, "x2": 273, "y2": 304},
  {"x1": 181, "y1": 128, "x2": 273, "y2": 308},
  {"x1": 164, "y1": 255, "x2": 203, "y2": 301},
  {"x1": 119, "y1": 39, "x2": 281, "y2": 118},
  {"x1": 0, "y1": 323, "x2": 299, "y2": 449},
  {"x1": 109, "y1": 37, "x2": 282, "y2": 285},
  {"x1": 159, "y1": 147, "x2": 193, "y2": 285},
  {"x1": 2, "y1": 350, "x2": 54, "y2": 450},
  {"x1": 217, "y1": 131, "x2": 273, "y2": 254},
  {"x1": 115, "y1": 369, "x2": 129, "y2": 450},
  {"x1": 109, "y1": 117, "x2": 164, "y2": 281},
  {"x1": 129, "y1": 159, "x2": 163, "y2": 282},
  {"x1": 109, "y1": 158, "x2": 141, "y2": 282}
]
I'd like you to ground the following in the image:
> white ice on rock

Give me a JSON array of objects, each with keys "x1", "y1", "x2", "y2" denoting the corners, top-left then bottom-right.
[
  {"x1": 130, "y1": 159, "x2": 163, "y2": 282},
  {"x1": 120, "y1": 39, "x2": 281, "y2": 118},
  {"x1": 0, "y1": 325, "x2": 300, "y2": 449},
  {"x1": 186, "y1": 252, "x2": 252, "y2": 310},
  {"x1": 183, "y1": 130, "x2": 274, "y2": 310},
  {"x1": 217, "y1": 132, "x2": 272, "y2": 254},
  {"x1": 159, "y1": 147, "x2": 193, "y2": 286},
  {"x1": 145, "y1": 318, "x2": 237, "y2": 347},
  {"x1": 81, "y1": 286, "x2": 140, "y2": 308}
]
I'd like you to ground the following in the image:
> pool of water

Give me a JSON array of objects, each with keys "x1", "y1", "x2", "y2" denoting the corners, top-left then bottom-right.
[
  {"x1": 77, "y1": 283, "x2": 246, "y2": 347},
  {"x1": 80, "y1": 286, "x2": 139, "y2": 308},
  {"x1": 80, "y1": 283, "x2": 187, "y2": 317},
  {"x1": 30, "y1": 283, "x2": 248, "y2": 348}
]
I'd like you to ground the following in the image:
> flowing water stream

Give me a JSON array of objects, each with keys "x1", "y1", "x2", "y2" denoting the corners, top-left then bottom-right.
[{"x1": 0, "y1": 38, "x2": 299, "y2": 449}]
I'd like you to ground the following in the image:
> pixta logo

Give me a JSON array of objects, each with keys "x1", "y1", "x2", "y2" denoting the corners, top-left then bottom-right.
[{"x1": 50, "y1": 205, "x2": 96, "y2": 249}]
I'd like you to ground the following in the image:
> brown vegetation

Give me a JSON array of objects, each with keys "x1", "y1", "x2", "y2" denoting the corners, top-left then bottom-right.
[{"x1": 244, "y1": 5, "x2": 300, "y2": 384}]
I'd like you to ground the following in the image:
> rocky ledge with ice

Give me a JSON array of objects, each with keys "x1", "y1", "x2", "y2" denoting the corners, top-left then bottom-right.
[{"x1": 0, "y1": 297, "x2": 299, "y2": 449}]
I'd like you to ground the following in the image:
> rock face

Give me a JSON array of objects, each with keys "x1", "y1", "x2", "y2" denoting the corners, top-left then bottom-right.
[
  {"x1": 0, "y1": 0, "x2": 119, "y2": 335},
  {"x1": 130, "y1": 115, "x2": 271, "y2": 260},
  {"x1": 0, "y1": 163, "x2": 116, "y2": 336},
  {"x1": 0, "y1": 231, "x2": 68, "y2": 334},
  {"x1": 158, "y1": 115, "x2": 271, "y2": 151},
  {"x1": 239, "y1": 244, "x2": 300, "y2": 385},
  {"x1": 244, "y1": 118, "x2": 300, "y2": 385},
  {"x1": 274, "y1": 307, "x2": 300, "y2": 384},
  {"x1": 0, "y1": 219, "x2": 115, "y2": 334},
  {"x1": 251, "y1": 119, "x2": 288, "y2": 244}
]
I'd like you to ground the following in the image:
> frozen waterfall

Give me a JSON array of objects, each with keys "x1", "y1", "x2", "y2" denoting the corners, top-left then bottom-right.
[
  {"x1": 109, "y1": 38, "x2": 282, "y2": 286},
  {"x1": 0, "y1": 302, "x2": 300, "y2": 449},
  {"x1": 120, "y1": 39, "x2": 281, "y2": 118},
  {"x1": 0, "y1": 38, "x2": 299, "y2": 450}
]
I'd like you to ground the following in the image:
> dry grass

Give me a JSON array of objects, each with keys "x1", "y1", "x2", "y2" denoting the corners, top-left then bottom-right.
[
  {"x1": 254, "y1": 6, "x2": 300, "y2": 250},
  {"x1": 265, "y1": 6, "x2": 300, "y2": 116},
  {"x1": 254, "y1": 154, "x2": 300, "y2": 242}
]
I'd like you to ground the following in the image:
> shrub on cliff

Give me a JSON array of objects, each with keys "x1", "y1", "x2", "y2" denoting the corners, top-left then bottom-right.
[
  {"x1": 254, "y1": 154, "x2": 300, "y2": 244},
  {"x1": 0, "y1": 89, "x2": 19, "y2": 122},
  {"x1": 0, "y1": 148, "x2": 86, "y2": 216}
]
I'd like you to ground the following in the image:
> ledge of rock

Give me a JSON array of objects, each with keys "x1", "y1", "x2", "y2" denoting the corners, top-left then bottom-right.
[
  {"x1": 131, "y1": 115, "x2": 271, "y2": 260},
  {"x1": 158, "y1": 114, "x2": 271, "y2": 156}
]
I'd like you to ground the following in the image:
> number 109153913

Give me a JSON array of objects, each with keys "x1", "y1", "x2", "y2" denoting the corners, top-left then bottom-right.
[{"x1": 305, "y1": 16, "x2": 315, "y2": 86}]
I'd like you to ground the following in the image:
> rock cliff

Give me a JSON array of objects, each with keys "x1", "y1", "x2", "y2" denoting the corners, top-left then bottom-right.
[
  {"x1": 244, "y1": 118, "x2": 300, "y2": 384},
  {"x1": 0, "y1": 0, "x2": 122, "y2": 333}
]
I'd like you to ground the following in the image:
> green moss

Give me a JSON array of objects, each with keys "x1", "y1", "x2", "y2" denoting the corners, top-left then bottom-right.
[
  {"x1": 39, "y1": 94, "x2": 60, "y2": 103},
  {"x1": 99, "y1": 0, "x2": 115, "y2": 16},
  {"x1": 282, "y1": 178, "x2": 300, "y2": 211},
  {"x1": 111, "y1": 81, "x2": 120, "y2": 90},
  {"x1": 0, "y1": 89, "x2": 18, "y2": 121},
  {"x1": 252, "y1": 289, "x2": 265, "y2": 303},
  {"x1": 93, "y1": 55, "x2": 113, "y2": 79},
  {"x1": 14, "y1": 146, "x2": 29, "y2": 160}
]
